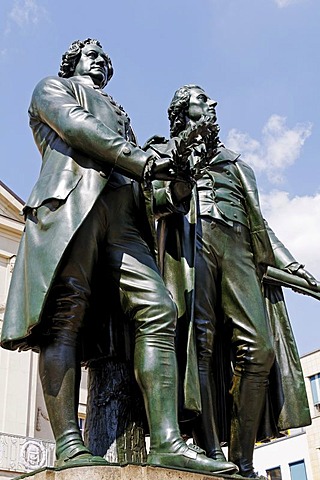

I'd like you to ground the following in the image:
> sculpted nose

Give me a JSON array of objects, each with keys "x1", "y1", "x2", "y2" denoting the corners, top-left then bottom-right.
[{"x1": 96, "y1": 55, "x2": 106, "y2": 66}]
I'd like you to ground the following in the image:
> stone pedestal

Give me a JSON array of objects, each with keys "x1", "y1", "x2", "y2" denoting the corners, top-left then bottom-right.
[{"x1": 14, "y1": 464, "x2": 237, "y2": 480}]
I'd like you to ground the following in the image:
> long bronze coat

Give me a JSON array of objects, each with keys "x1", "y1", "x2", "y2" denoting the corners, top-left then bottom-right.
[
  {"x1": 1, "y1": 75, "x2": 152, "y2": 352},
  {"x1": 152, "y1": 141, "x2": 311, "y2": 441}
]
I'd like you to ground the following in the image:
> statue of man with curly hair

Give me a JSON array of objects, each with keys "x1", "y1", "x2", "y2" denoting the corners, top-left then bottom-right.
[{"x1": 1, "y1": 41, "x2": 238, "y2": 475}]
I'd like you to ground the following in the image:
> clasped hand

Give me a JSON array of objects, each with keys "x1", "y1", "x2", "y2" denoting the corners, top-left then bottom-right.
[
  {"x1": 166, "y1": 118, "x2": 220, "y2": 202},
  {"x1": 286, "y1": 262, "x2": 319, "y2": 288},
  {"x1": 147, "y1": 156, "x2": 194, "y2": 202}
]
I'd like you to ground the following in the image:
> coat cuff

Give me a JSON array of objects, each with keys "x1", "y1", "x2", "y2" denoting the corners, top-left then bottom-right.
[{"x1": 114, "y1": 144, "x2": 153, "y2": 181}]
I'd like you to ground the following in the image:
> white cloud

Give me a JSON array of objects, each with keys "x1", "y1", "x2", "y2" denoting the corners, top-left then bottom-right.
[
  {"x1": 260, "y1": 190, "x2": 320, "y2": 278},
  {"x1": 274, "y1": 0, "x2": 303, "y2": 7},
  {"x1": 7, "y1": 0, "x2": 47, "y2": 29},
  {"x1": 226, "y1": 115, "x2": 312, "y2": 184}
]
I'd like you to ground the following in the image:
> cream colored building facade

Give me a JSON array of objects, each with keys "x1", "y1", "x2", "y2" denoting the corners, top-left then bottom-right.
[
  {"x1": 0, "y1": 180, "x2": 53, "y2": 478},
  {"x1": 253, "y1": 349, "x2": 320, "y2": 480},
  {"x1": 0, "y1": 179, "x2": 319, "y2": 480},
  {"x1": 301, "y1": 349, "x2": 320, "y2": 480},
  {"x1": 0, "y1": 181, "x2": 88, "y2": 479}
]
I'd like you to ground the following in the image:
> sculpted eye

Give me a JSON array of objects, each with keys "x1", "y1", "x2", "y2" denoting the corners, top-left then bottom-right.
[
  {"x1": 198, "y1": 94, "x2": 207, "y2": 102},
  {"x1": 87, "y1": 51, "x2": 97, "y2": 59}
]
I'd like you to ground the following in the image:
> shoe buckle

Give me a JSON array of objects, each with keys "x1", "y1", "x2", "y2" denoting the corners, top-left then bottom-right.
[{"x1": 184, "y1": 444, "x2": 205, "y2": 459}]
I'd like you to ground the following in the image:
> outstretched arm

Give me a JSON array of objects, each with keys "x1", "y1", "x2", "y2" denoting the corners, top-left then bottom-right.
[
  {"x1": 266, "y1": 222, "x2": 319, "y2": 287},
  {"x1": 283, "y1": 262, "x2": 318, "y2": 287},
  {"x1": 30, "y1": 76, "x2": 175, "y2": 183}
]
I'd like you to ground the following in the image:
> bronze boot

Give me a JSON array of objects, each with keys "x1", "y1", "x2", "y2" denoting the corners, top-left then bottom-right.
[
  {"x1": 193, "y1": 360, "x2": 227, "y2": 461},
  {"x1": 39, "y1": 342, "x2": 108, "y2": 467},
  {"x1": 229, "y1": 375, "x2": 268, "y2": 477},
  {"x1": 134, "y1": 338, "x2": 238, "y2": 474}
]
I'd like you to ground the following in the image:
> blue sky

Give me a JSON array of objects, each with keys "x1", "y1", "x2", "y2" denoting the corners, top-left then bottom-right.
[{"x1": 1, "y1": 0, "x2": 319, "y2": 355}]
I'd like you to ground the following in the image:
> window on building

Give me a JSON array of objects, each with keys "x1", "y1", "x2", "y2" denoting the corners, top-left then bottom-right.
[
  {"x1": 289, "y1": 460, "x2": 308, "y2": 480},
  {"x1": 310, "y1": 373, "x2": 320, "y2": 412},
  {"x1": 78, "y1": 415, "x2": 86, "y2": 438},
  {"x1": 266, "y1": 466, "x2": 282, "y2": 479}
]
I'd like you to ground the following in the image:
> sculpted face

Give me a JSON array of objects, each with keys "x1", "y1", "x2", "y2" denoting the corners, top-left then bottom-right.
[
  {"x1": 187, "y1": 87, "x2": 217, "y2": 123},
  {"x1": 74, "y1": 43, "x2": 109, "y2": 87}
]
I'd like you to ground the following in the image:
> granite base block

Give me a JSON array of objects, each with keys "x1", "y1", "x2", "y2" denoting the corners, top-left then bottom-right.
[{"x1": 13, "y1": 464, "x2": 239, "y2": 480}]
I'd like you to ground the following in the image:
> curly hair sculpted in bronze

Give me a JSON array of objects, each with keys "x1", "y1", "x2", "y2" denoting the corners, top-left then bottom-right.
[
  {"x1": 168, "y1": 84, "x2": 202, "y2": 138},
  {"x1": 58, "y1": 38, "x2": 114, "y2": 88}
]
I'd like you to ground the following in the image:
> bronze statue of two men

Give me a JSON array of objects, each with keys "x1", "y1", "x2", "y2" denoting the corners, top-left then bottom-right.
[{"x1": 1, "y1": 38, "x2": 318, "y2": 479}]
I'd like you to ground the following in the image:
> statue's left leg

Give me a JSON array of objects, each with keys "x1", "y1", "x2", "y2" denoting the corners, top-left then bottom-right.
[
  {"x1": 111, "y1": 252, "x2": 238, "y2": 475},
  {"x1": 229, "y1": 374, "x2": 270, "y2": 478},
  {"x1": 222, "y1": 223, "x2": 275, "y2": 478}
]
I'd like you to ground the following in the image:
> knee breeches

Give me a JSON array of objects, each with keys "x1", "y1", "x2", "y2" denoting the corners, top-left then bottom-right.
[
  {"x1": 41, "y1": 183, "x2": 177, "y2": 349},
  {"x1": 194, "y1": 219, "x2": 275, "y2": 377}
]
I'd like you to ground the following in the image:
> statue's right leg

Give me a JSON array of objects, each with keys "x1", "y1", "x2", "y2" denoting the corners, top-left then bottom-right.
[
  {"x1": 193, "y1": 313, "x2": 225, "y2": 461},
  {"x1": 39, "y1": 336, "x2": 95, "y2": 466},
  {"x1": 192, "y1": 219, "x2": 226, "y2": 461},
  {"x1": 39, "y1": 195, "x2": 110, "y2": 467},
  {"x1": 39, "y1": 289, "x2": 108, "y2": 467}
]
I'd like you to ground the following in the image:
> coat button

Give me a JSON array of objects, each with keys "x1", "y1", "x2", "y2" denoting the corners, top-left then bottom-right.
[{"x1": 123, "y1": 147, "x2": 131, "y2": 156}]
